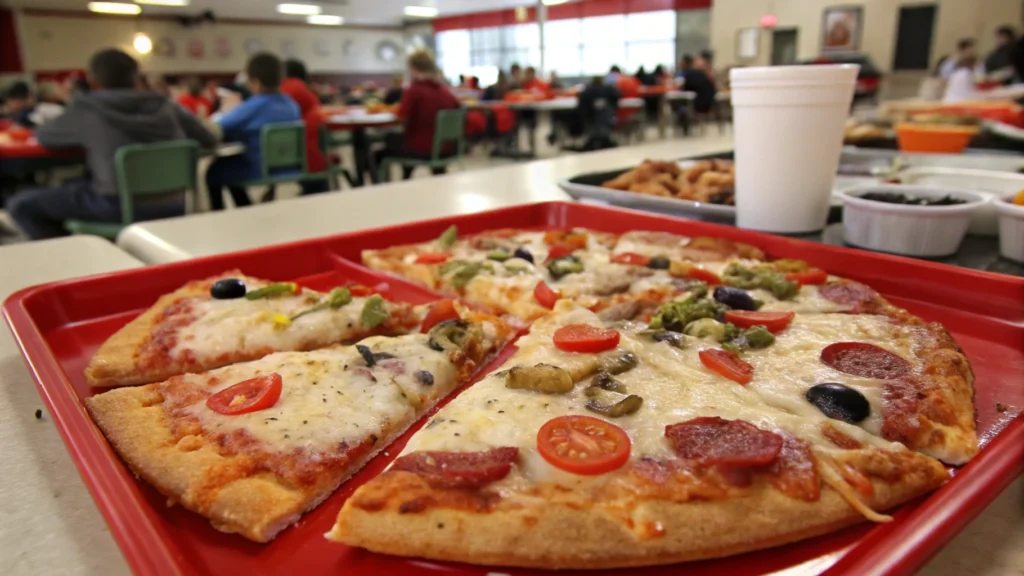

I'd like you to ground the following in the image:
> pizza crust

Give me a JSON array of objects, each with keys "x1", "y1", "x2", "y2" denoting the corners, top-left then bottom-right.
[{"x1": 329, "y1": 466, "x2": 946, "y2": 569}]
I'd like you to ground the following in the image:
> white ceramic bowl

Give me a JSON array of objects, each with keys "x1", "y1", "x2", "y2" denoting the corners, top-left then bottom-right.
[
  {"x1": 838, "y1": 185, "x2": 989, "y2": 257},
  {"x1": 995, "y1": 196, "x2": 1024, "y2": 263}
]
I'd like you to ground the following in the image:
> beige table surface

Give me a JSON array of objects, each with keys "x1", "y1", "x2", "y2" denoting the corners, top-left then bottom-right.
[{"x1": 1, "y1": 236, "x2": 140, "y2": 576}]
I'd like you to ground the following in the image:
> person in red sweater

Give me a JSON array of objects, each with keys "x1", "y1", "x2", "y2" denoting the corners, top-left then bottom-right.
[
  {"x1": 521, "y1": 66, "x2": 553, "y2": 97},
  {"x1": 280, "y1": 59, "x2": 330, "y2": 195},
  {"x1": 176, "y1": 76, "x2": 212, "y2": 118},
  {"x1": 372, "y1": 50, "x2": 459, "y2": 182}
]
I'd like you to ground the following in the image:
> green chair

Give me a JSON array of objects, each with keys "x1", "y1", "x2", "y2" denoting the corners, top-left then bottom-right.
[
  {"x1": 378, "y1": 109, "x2": 465, "y2": 183},
  {"x1": 64, "y1": 140, "x2": 200, "y2": 239},
  {"x1": 242, "y1": 122, "x2": 308, "y2": 187}
]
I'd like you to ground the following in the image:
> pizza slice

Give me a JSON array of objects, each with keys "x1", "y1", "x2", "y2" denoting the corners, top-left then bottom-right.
[
  {"x1": 86, "y1": 303, "x2": 514, "y2": 542},
  {"x1": 328, "y1": 303, "x2": 967, "y2": 568},
  {"x1": 85, "y1": 271, "x2": 422, "y2": 388}
]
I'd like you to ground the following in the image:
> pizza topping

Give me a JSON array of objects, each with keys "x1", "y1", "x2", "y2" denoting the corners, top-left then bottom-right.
[
  {"x1": 533, "y1": 281, "x2": 560, "y2": 309},
  {"x1": 590, "y1": 371, "x2": 628, "y2": 393},
  {"x1": 698, "y1": 348, "x2": 754, "y2": 384},
  {"x1": 649, "y1": 293, "x2": 726, "y2": 333},
  {"x1": 819, "y1": 281, "x2": 878, "y2": 306},
  {"x1": 669, "y1": 261, "x2": 722, "y2": 285},
  {"x1": 244, "y1": 282, "x2": 299, "y2": 300},
  {"x1": 391, "y1": 447, "x2": 519, "y2": 489},
  {"x1": 820, "y1": 342, "x2": 911, "y2": 380},
  {"x1": 724, "y1": 310, "x2": 795, "y2": 333},
  {"x1": 355, "y1": 344, "x2": 396, "y2": 367},
  {"x1": 503, "y1": 364, "x2": 574, "y2": 394},
  {"x1": 415, "y1": 252, "x2": 450, "y2": 264},
  {"x1": 610, "y1": 252, "x2": 651, "y2": 267},
  {"x1": 647, "y1": 256, "x2": 671, "y2": 270},
  {"x1": 817, "y1": 456, "x2": 893, "y2": 523},
  {"x1": 427, "y1": 319, "x2": 469, "y2": 353},
  {"x1": 436, "y1": 225, "x2": 458, "y2": 249},
  {"x1": 584, "y1": 386, "x2": 643, "y2": 417},
  {"x1": 421, "y1": 299, "x2": 460, "y2": 333},
  {"x1": 806, "y1": 383, "x2": 871, "y2": 423},
  {"x1": 360, "y1": 294, "x2": 389, "y2": 328},
  {"x1": 723, "y1": 325, "x2": 775, "y2": 352},
  {"x1": 210, "y1": 278, "x2": 247, "y2": 300},
  {"x1": 290, "y1": 287, "x2": 353, "y2": 321},
  {"x1": 712, "y1": 286, "x2": 761, "y2": 311},
  {"x1": 665, "y1": 417, "x2": 782, "y2": 467},
  {"x1": 767, "y1": 435, "x2": 821, "y2": 502},
  {"x1": 640, "y1": 329, "x2": 687, "y2": 348},
  {"x1": 722, "y1": 263, "x2": 799, "y2": 300},
  {"x1": 413, "y1": 370, "x2": 434, "y2": 386},
  {"x1": 486, "y1": 249, "x2": 511, "y2": 262},
  {"x1": 449, "y1": 262, "x2": 484, "y2": 288},
  {"x1": 684, "y1": 318, "x2": 733, "y2": 342},
  {"x1": 512, "y1": 246, "x2": 535, "y2": 264},
  {"x1": 546, "y1": 243, "x2": 576, "y2": 262},
  {"x1": 786, "y1": 269, "x2": 829, "y2": 286},
  {"x1": 600, "y1": 350, "x2": 639, "y2": 375},
  {"x1": 547, "y1": 255, "x2": 584, "y2": 279},
  {"x1": 537, "y1": 415, "x2": 632, "y2": 475},
  {"x1": 553, "y1": 324, "x2": 621, "y2": 353},
  {"x1": 543, "y1": 230, "x2": 588, "y2": 250},
  {"x1": 206, "y1": 373, "x2": 283, "y2": 415}
]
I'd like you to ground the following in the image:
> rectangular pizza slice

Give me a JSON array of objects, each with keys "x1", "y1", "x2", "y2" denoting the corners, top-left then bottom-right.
[
  {"x1": 86, "y1": 304, "x2": 513, "y2": 542},
  {"x1": 85, "y1": 271, "x2": 423, "y2": 388}
]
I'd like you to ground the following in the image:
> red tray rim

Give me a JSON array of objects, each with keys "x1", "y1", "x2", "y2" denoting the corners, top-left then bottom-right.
[{"x1": 4, "y1": 200, "x2": 1023, "y2": 576}]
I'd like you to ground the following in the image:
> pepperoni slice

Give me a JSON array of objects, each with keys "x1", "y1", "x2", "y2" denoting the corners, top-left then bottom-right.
[
  {"x1": 766, "y1": 436, "x2": 820, "y2": 502},
  {"x1": 821, "y1": 342, "x2": 911, "y2": 380},
  {"x1": 391, "y1": 447, "x2": 519, "y2": 489},
  {"x1": 819, "y1": 281, "x2": 877, "y2": 306},
  {"x1": 665, "y1": 417, "x2": 783, "y2": 467}
]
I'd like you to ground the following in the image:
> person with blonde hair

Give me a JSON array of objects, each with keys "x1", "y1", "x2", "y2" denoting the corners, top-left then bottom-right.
[{"x1": 372, "y1": 49, "x2": 459, "y2": 182}]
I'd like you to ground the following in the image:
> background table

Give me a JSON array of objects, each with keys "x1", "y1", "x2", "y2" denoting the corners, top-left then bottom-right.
[
  {"x1": 0, "y1": 236, "x2": 140, "y2": 576},
  {"x1": 325, "y1": 112, "x2": 401, "y2": 187}
]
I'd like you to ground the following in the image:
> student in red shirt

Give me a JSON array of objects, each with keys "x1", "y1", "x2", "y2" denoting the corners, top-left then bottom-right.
[
  {"x1": 521, "y1": 66, "x2": 552, "y2": 97},
  {"x1": 372, "y1": 50, "x2": 459, "y2": 182},
  {"x1": 176, "y1": 76, "x2": 212, "y2": 118},
  {"x1": 280, "y1": 59, "x2": 329, "y2": 195}
]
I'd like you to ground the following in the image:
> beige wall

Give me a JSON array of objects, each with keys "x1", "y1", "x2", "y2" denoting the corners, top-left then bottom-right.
[
  {"x1": 15, "y1": 12, "x2": 405, "y2": 74},
  {"x1": 710, "y1": 0, "x2": 1023, "y2": 71}
]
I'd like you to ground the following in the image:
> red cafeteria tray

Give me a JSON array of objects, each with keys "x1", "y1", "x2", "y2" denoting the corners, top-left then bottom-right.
[{"x1": 5, "y1": 201, "x2": 1023, "y2": 576}]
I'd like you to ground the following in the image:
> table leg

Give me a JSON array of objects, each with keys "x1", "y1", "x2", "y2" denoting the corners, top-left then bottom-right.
[
  {"x1": 658, "y1": 95, "x2": 667, "y2": 139},
  {"x1": 351, "y1": 128, "x2": 368, "y2": 187}
]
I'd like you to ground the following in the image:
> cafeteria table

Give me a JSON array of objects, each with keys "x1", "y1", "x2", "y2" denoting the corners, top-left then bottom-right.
[
  {"x1": 0, "y1": 236, "x2": 140, "y2": 576},
  {"x1": 324, "y1": 112, "x2": 400, "y2": 187}
]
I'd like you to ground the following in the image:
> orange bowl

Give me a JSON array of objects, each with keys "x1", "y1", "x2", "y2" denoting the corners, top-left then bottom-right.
[{"x1": 894, "y1": 123, "x2": 978, "y2": 154}]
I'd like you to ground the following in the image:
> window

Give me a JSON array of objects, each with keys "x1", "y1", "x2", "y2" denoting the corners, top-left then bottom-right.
[
  {"x1": 436, "y1": 29, "x2": 470, "y2": 83},
  {"x1": 624, "y1": 10, "x2": 675, "y2": 71},
  {"x1": 543, "y1": 18, "x2": 582, "y2": 76}
]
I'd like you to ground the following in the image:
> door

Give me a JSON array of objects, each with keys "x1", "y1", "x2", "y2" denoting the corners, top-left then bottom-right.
[
  {"x1": 893, "y1": 5, "x2": 936, "y2": 70},
  {"x1": 771, "y1": 28, "x2": 799, "y2": 65}
]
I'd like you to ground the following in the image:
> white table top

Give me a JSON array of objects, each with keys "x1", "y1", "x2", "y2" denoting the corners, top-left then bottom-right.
[
  {"x1": 118, "y1": 136, "x2": 735, "y2": 263},
  {"x1": 1, "y1": 236, "x2": 140, "y2": 576},
  {"x1": 503, "y1": 96, "x2": 644, "y2": 110},
  {"x1": 327, "y1": 112, "x2": 398, "y2": 125}
]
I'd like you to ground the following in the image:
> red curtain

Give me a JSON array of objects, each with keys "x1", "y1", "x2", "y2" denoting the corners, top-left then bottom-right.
[{"x1": 0, "y1": 8, "x2": 24, "y2": 73}]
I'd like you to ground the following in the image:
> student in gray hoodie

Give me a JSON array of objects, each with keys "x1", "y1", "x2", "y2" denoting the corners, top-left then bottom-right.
[{"x1": 7, "y1": 49, "x2": 217, "y2": 240}]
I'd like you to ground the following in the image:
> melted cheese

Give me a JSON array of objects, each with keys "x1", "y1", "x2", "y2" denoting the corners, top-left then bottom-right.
[
  {"x1": 401, "y1": 306, "x2": 912, "y2": 497},
  {"x1": 172, "y1": 293, "x2": 382, "y2": 363}
]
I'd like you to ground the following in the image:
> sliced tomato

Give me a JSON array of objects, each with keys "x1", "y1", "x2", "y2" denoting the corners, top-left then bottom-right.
[
  {"x1": 421, "y1": 298, "x2": 460, "y2": 333},
  {"x1": 687, "y1": 267, "x2": 722, "y2": 285},
  {"x1": 414, "y1": 252, "x2": 450, "y2": 264},
  {"x1": 537, "y1": 415, "x2": 632, "y2": 475},
  {"x1": 553, "y1": 324, "x2": 620, "y2": 353},
  {"x1": 724, "y1": 310, "x2": 795, "y2": 333},
  {"x1": 348, "y1": 284, "x2": 374, "y2": 297},
  {"x1": 546, "y1": 243, "x2": 576, "y2": 262},
  {"x1": 534, "y1": 281, "x2": 560, "y2": 309},
  {"x1": 699, "y1": 349, "x2": 754, "y2": 385},
  {"x1": 610, "y1": 252, "x2": 651, "y2": 267},
  {"x1": 785, "y1": 269, "x2": 828, "y2": 286},
  {"x1": 206, "y1": 373, "x2": 283, "y2": 415}
]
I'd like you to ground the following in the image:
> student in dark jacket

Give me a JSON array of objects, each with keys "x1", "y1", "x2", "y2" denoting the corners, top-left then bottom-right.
[
  {"x1": 372, "y1": 50, "x2": 459, "y2": 181},
  {"x1": 7, "y1": 49, "x2": 216, "y2": 240}
]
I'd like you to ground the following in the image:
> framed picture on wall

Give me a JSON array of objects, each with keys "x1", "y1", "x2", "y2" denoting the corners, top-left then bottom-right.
[
  {"x1": 821, "y1": 5, "x2": 863, "y2": 52},
  {"x1": 735, "y1": 27, "x2": 760, "y2": 61}
]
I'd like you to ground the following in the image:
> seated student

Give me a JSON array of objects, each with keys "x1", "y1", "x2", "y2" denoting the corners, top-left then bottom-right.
[
  {"x1": 372, "y1": 50, "x2": 459, "y2": 182},
  {"x1": 383, "y1": 75, "x2": 404, "y2": 105},
  {"x1": 2, "y1": 81, "x2": 64, "y2": 128},
  {"x1": 280, "y1": 58, "x2": 329, "y2": 195},
  {"x1": 7, "y1": 49, "x2": 216, "y2": 240},
  {"x1": 176, "y1": 76, "x2": 212, "y2": 118},
  {"x1": 578, "y1": 75, "x2": 620, "y2": 151},
  {"x1": 206, "y1": 52, "x2": 300, "y2": 210}
]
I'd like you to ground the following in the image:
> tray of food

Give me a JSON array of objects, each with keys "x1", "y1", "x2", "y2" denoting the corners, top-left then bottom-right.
[
  {"x1": 5, "y1": 201, "x2": 1023, "y2": 576},
  {"x1": 559, "y1": 157, "x2": 873, "y2": 221},
  {"x1": 840, "y1": 146, "x2": 1024, "y2": 173}
]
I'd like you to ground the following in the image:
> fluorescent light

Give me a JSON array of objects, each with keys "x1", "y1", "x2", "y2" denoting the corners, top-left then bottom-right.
[
  {"x1": 133, "y1": 33, "x2": 153, "y2": 54},
  {"x1": 135, "y1": 0, "x2": 189, "y2": 5},
  {"x1": 307, "y1": 14, "x2": 342, "y2": 25},
  {"x1": 87, "y1": 2, "x2": 141, "y2": 14},
  {"x1": 277, "y1": 3, "x2": 321, "y2": 15},
  {"x1": 542, "y1": 0, "x2": 569, "y2": 5},
  {"x1": 404, "y1": 5, "x2": 438, "y2": 17}
]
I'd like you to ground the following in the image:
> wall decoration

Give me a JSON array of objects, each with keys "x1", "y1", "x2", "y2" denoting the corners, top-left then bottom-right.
[
  {"x1": 735, "y1": 27, "x2": 759, "y2": 61},
  {"x1": 821, "y1": 6, "x2": 863, "y2": 52},
  {"x1": 375, "y1": 40, "x2": 400, "y2": 63},
  {"x1": 188, "y1": 38, "x2": 205, "y2": 59},
  {"x1": 214, "y1": 37, "x2": 231, "y2": 59},
  {"x1": 314, "y1": 39, "x2": 331, "y2": 57},
  {"x1": 342, "y1": 39, "x2": 355, "y2": 57},
  {"x1": 154, "y1": 37, "x2": 176, "y2": 58},
  {"x1": 282, "y1": 39, "x2": 297, "y2": 58},
  {"x1": 244, "y1": 38, "x2": 263, "y2": 55}
]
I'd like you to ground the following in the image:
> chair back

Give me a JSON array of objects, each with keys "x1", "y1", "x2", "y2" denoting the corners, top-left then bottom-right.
[
  {"x1": 259, "y1": 122, "x2": 307, "y2": 178},
  {"x1": 431, "y1": 109, "x2": 466, "y2": 161},
  {"x1": 114, "y1": 140, "x2": 200, "y2": 225}
]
